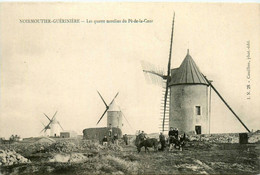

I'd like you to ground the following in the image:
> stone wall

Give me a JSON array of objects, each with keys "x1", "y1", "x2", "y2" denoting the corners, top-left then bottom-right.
[
  {"x1": 83, "y1": 127, "x2": 122, "y2": 143},
  {"x1": 188, "y1": 130, "x2": 260, "y2": 143}
]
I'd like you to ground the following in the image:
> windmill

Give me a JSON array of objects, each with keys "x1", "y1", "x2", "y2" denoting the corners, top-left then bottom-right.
[
  {"x1": 96, "y1": 91, "x2": 133, "y2": 131},
  {"x1": 40, "y1": 111, "x2": 64, "y2": 137},
  {"x1": 142, "y1": 12, "x2": 250, "y2": 134}
]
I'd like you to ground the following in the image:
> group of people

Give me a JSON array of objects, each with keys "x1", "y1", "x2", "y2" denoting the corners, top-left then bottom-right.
[
  {"x1": 102, "y1": 133, "x2": 129, "y2": 146},
  {"x1": 102, "y1": 127, "x2": 182, "y2": 150},
  {"x1": 168, "y1": 127, "x2": 179, "y2": 139},
  {"x1": 102, "y1": 133, "x2": 118, "y2": 146},
  {"x1": 159, "y1": 127, "x2": 180, "y2": 151}
]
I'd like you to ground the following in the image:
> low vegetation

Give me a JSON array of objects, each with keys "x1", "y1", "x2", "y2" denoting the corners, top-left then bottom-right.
[{"x1": 0, "y1": 135, "x2": 259, "y2": 174}]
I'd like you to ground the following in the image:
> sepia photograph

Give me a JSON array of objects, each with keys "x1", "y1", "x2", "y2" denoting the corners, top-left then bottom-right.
[{"x1": 0, "y1": 2, "x2": 259, "y2": 174}]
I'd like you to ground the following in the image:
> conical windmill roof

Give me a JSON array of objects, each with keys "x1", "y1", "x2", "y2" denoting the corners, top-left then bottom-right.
[
  {"x1": 169, "y1": 50, "x2": 209, "y2": 86},
  {"x1": 108, "y1": 100, "x2": 121, "y2": 112}
]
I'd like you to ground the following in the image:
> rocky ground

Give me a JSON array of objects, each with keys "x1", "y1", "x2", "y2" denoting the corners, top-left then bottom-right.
[
  {"x1": 0, "y1": 134, "x2": 259, "y2": 174},
  {"x1": 0, "y1": 150, "x2": 30, "y2": 166}
]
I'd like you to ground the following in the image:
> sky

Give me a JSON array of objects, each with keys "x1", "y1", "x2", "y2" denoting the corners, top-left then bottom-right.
[{"x1": 0, "y1": 3, "x2": 259, "y2": 138}]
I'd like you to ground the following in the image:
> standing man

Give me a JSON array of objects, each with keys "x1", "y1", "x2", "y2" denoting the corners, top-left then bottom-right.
[
  {"x1": 159, "y1": 132, "x2": 166, "y2": 151},
  {"x1": 108, "y1": 124, "x2": 112, "y2": 137},
  {"x1": 113, "y1": 133, "x2": 119, "y2": 146},
  {"x1": 168, "y1": 127, "x2": 175, "y2": 151},
  {"x1": 102, "y1": 136, "x2": 108, "y2": 146},
  {"x1": 168, "y1": 127, "x2": 175, "y2": 137},
  {"x1": 123, "y1": 134, "x2": 128, "y2": 145},
  {"x1": 174, "y1": 128, "x2": 179, "y2": 140},
  {"x1": 139, "y1": 131, "x2": 146, "y2": 141}
]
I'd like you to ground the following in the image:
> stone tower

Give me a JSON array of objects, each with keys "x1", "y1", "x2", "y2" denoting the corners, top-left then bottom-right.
[
  {"x1": 107, "y1": 100, "x2": 123, "y2": 129},
  {"x1": 169, "y1": 50, "x2": 210, "y2": 134}
]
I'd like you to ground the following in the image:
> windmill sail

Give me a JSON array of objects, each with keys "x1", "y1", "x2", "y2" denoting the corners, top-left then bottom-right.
[
  {"x1": 162, "y1": 12, "x2": 175, "y2": 131},
  {"x1": 141, "y1": 12, "x2": 176, "y2": 132},
  {"x1": 43, "y1": 113, "x2": 52, "y2": 121},
  {"x1": 96, "y1": 91, "x2": 119, "y2": 125},
  {"x1": 57, "y1": 121, "x2": 64, "y2": 131},
  {"x1": 96, "y1": 108, "x2": 109, "y2": 125},
  {"x1": 160, "y1": 80, "x2": 170, "y2": 132},
  {"x1": 141, "y1": 60, "x2": 165, "y2": 87},
  {"x1": 97, "y1": 90, "x2": 109, "y2": 108}
]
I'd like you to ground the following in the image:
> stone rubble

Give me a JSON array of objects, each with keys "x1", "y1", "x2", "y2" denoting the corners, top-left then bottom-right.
[
  {"x1": 187, "y1": 130, "x2": 260, "y2": 143},
  {"x1": 188, "y1": 133, "x2": 239, "y2": 143},
  {"x1": 48, "y1": 141, "x2": 78, "y2": 153},
  {"x1": 0, "y1": 149, "x2": 30, "y2": 166},
  {"x1": 49, "y1": 153, "x2": 88, "y2": 163},
  {"x1": 248, "y1": 130, "x2": 260, "y2": 143}
]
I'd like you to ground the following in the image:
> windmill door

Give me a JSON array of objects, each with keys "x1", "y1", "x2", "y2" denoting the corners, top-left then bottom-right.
[{"x1": 195, "y1": 126, "x2": 201, "y2": 135}]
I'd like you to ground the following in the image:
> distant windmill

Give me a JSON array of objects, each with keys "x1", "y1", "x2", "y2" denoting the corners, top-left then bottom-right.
[
  {"x1": 142, "y1": 12, "x2": 250, "y2": 134},
  {"x1": 40, "y1": 111, "x2": 64, "y2": 137},
  {"x1": 96, "y1": 91, "x2": 133, "y2": 131}
]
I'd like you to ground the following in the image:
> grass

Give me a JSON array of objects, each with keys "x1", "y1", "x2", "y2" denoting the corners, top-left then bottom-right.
[{"x1": 0, "y1": 139, "x2": 259, "y2": 174}]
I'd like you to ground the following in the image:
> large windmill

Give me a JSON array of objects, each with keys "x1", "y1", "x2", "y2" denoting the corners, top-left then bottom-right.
[
  {"x1": 142, "y1": 12, "x2": 250, "y2": 134},
  {"x1": 40, "y1": 111, "x2": 64, "y2": 137}
]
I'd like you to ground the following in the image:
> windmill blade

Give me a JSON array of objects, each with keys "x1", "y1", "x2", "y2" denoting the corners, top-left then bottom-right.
[
  {"x1": 96, "y1": 108, "x2": 109, "y2": 125},
  {"x1": 51, "y1": 111, "x2": 58, "y2": 120},
  {"x1": 57, "y1": 121, "x2": 64, "y2": 131},
  {"x1": 43, "y1": 113, "x2": 52, "y2": 121},
  {"x1": 143, "y1": 70, "x2": 167, "y2": 79},
  {"x1": 108, "y1": 92, "x2": 119, "y2": 106},
  {"x1": 44, "y1": 119, "x2": 53, "y2": 131},
  {"x1": 162, "y1": 12, "x2": 175, "y2": 131},
  {"x1": 97, "y1": 90, "x2": 109, "y2": 108},
  {"x1": 162, "y1": 86, "x2": 169, "y2": 131},
  {"x1": 141, "y1": 60, "x2": 165, "y2": 87},
  {"x1": 40, "y1": 126, "x2": 49, "y2": 133},
  {"x1": 96, "y1": 92, "x2": 119, "y2": 125},
  {"x1": 40, "y1": 127, "x2": 46, "y2": 133},
  {"x1": 40, "y1": 121, "x2": 46, "y2": 127}
]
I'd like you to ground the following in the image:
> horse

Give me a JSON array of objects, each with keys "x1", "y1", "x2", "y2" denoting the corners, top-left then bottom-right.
[
  {"x1": 168, "y1": 133, "x2": 186, "y2": 151},
  {"x1": 135, "y1": 135, "x2": 159, "y2": 153}
]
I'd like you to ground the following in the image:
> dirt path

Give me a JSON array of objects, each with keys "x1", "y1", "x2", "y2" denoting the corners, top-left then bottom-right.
[{"x1": 119, "y1": 142, "x2": 259, "y2": 174}]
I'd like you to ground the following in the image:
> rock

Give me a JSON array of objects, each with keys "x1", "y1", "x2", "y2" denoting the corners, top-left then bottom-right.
[
  {"x1": 2, "y1": 158, "x2": 7, "y2": 163},
  {"x1": 112, "y1": 171, "x2": 124, "y2": 174},
  {"x1": 49, "y1": 154, "x2": 70, "y2": 163},
  {"x1": 16, "y1": 155, "x2": 22, "y2": 160},
  {"x1": 188, "y1": 133, "x2": 240, "y2": 143},
  {"x1": 0, "y1": 149, "x2": 30, "y2": 166},
  {"x1": 69, "y1": 153, "x2": 88, "y2": 163},
  {"x1": 7, "y1": 162, "x2": 13, "y2": 166},
  {"x1": 248, "y1": 131, "x2": 260, "y2": 143}
]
